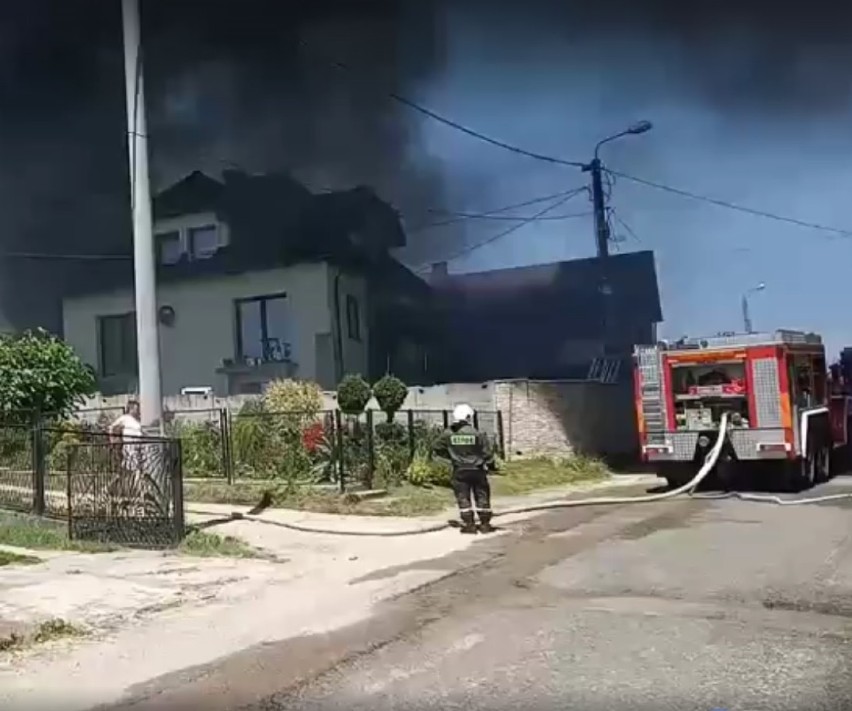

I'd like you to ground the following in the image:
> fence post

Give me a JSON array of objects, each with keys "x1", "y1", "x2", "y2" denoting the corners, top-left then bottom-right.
[
  {"x1": 334, "y1": 409, "x2": 346, "y2": 493},
  {"x1": 171, "y1": 439, "x2": 186, "y2": 544},
  {"x1": 407, "y1": 410, "x2": 415, "y2": 461},
  {"x1": 65, "y1": 448, "x2": 74, "y2": 540},
  {"x1": 219, "y1": 408, "x2": 233, "y2": 485},
  {"x1": 365, "y1": 409, "x2": 375, "y2": 490},
  {"x1": 496, "y1": 410, "x2": 506, "y2": 459},
  {"x1": 442, "y1": 410, "x2": 449, "y2": 429},
  {"x1": 31, "y1": 416, "x2": 46, "y2": 516}
]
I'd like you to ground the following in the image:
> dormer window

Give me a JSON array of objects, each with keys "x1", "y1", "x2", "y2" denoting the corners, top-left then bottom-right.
[
  {"x1": 155, "y1": 214, "x2": 228, "y2": 265},
  {"x1": 158, "y1": 231, "x2": 182, "y2": 265},
  {"x1": 189, "y1": 224, "x2": 219, "y2": 259}
]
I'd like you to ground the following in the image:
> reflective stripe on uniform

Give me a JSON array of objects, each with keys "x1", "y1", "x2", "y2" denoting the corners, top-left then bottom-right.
[{"x1": 458, "y1": 507, "x2": 473, "y2": 513}]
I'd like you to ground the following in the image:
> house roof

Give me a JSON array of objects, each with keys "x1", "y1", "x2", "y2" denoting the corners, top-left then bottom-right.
[
  {"x1": 65, "y1": 171, "x2": 415, "y2": 298},
  {"x1": 434, "y1": 250, "x2": 662, "y2": 324},
  {"x1": 430, "y1": 250, "x2": 663, "y2": 380}
]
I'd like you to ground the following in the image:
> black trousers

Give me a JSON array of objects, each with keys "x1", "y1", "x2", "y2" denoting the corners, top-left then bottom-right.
[{"x1": 451, "y1": 468, "x2": 491, "y2": 513}]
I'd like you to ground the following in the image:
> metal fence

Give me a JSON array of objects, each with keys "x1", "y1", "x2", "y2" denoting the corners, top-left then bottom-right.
[
  {"x1": 166, "y1": 407, "x2": 505, "y2": 490},
  {"x1": 0, "y1": 423, "x2": 185, "y2": 548}
]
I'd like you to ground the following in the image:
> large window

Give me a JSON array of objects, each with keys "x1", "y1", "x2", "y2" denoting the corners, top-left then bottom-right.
[
  {"x1": 98, "y1": 313, "x2": 137, "y2": 377},
  {"x1": 235, "y1": 293, "x2": 291, "y2": 363}
]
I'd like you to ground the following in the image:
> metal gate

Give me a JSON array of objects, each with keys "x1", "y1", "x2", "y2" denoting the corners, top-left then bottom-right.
[{"x1": 65, "y1": 434, "x2": 185, "y2": 547}]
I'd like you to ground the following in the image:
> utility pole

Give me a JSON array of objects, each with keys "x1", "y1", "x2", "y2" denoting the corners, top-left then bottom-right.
[
  {"x1": 741, "y1": 294, "x2": 753, "y2": 334},
  {"x1": 121, "y1": 0, "x2": 163, "y2": 429},
  {"x1": 583, "y1": 121, "x2": 653, "y2": 357},
  {"x1": 589, "y1": 158, "x2": 610, "y2": 259},
  {"x1": 741, "y1": 283, "x2": 766, "y2": 334}
]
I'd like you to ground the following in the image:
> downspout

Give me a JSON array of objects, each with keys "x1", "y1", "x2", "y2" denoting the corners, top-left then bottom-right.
[{"x1": 332, "y1": 269, "x2": 345, "y2": 383}]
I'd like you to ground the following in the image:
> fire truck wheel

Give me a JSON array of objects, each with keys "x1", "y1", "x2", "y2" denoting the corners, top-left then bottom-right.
[
  {"x1": 787, "y1": 450, "x2": 817, "y2": 492},
  {"x1": 815, "y1": 444, "x2": 831, "y2": 484}
]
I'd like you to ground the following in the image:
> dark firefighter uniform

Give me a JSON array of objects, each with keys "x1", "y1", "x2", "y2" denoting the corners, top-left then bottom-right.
[{"x1": 433, "y1": 417, "x2": 496, "y2": 534}]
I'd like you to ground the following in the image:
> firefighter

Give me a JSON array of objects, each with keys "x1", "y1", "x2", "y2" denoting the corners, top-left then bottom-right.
[{"x1": 433, "y1": 403, "x2": 496, "y2": 534}]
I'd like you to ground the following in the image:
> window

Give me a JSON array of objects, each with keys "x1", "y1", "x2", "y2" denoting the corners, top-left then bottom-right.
[
  {"x1": 235, "y1": 293, "x2": 291, "y2": 363},
  {"x1": 98, "y1": 313, "x2": 137, "y2": 377},
  {"x1": 189, "y1": 224, "x2": 219, "y2": 259},
  {"x1": 157, "y1": 231, "x2": 182, "y2": 265},
  {"x1": 346, "y1": 295, "x2": 361, "y2": 341}
]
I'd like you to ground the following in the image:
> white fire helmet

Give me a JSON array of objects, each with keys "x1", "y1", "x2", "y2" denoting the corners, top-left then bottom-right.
[{"x1": 452, "y1": 403, "x2": 475, "y2": 424}]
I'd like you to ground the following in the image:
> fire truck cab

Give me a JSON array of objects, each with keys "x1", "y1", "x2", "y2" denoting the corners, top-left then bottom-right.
[{"x1": 634, "y1": 329, "x2": 835, "y2": 492}]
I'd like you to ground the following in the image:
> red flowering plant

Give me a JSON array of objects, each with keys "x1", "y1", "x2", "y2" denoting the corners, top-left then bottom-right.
[{"x1": 301, "y1": 421, "x2": 325, "y2": 454}]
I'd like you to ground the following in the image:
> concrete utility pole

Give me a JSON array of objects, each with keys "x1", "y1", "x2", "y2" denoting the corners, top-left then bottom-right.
[
  {"x1": 742, "y1": 282, "x2": 766, "y2": 334},
  {"x1": 121, "y1": 0, "x2": 163, "y2": 429},
  {"x1": 584, "y1": 120, "x2": 653, "y2": 260},
  {"x1": 581, "y1": 121, "x2": 653, "y2": 357}
]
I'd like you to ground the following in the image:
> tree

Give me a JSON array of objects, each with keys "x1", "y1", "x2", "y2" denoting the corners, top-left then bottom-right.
[
  {"x1": 0, "y1": 329, "x2": 96, "y2": 421},
  {"x1": 337, "y1": 374, "x2": 371, "y2": 415},
  {"x1": 372, "y1": 374, "x2": 408, "y2": 423}
]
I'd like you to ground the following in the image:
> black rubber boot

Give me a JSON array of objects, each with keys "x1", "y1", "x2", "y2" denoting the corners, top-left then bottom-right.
[
  {"x1": 477, "y1": 511, "x2": 495, "y2": 533},
  {"x1": 459, "y1": 511, "x2": 477, "y2": 534}
]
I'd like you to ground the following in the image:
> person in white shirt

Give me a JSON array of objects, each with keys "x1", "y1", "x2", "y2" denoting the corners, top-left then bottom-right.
[{"x1": 109, "y1": 400, "x2": 144, "y2": 501}]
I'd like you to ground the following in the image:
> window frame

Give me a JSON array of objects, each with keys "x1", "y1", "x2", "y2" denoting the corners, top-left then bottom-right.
[
  {"x1": 234, "y1": 292, "x2": 289, "y2": 362},
  {"x1": 156, "y1": 230, "x2": 183, "y2": 265},
  {"x1": 188, "y1": 223, "x2": 220, "y2": 260},
  {"x1": 97, "y1": 312, "x2": 137, "y2": 377},
  {"x1": 345, "y1": 294, "x2": 361, "y2": 342}
]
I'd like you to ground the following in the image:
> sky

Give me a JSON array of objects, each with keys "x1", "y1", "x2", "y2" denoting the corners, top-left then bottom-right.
[
  {"x1": 3, "y1": 1, "x2": 852, "y2": 355},
  {"x1": 392, "y1": 2, "x2": 852, "y2": 356}
]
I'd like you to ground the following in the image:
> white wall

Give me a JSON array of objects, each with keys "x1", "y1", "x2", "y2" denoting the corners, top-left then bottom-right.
[{"x1": 63, "y1": 264, "x2": 337, "y2": 396}]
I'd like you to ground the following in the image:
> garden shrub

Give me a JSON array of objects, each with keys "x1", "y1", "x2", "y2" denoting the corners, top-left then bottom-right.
[
  {"x1": 168, "y1": 420, "x2": 221, "y2": 477},
  {"x1": 372, "y1": 374, "x2": 407, "y2": 422},
  {"x1": 231, "y1": 399, "x2": 277, "y2": 477},
  {"x1": 337, "y1": 374, "x2": 371, "y2": 415},
  {"x1": 405, "y1": 454, "x2": 452, "y2": 488}
]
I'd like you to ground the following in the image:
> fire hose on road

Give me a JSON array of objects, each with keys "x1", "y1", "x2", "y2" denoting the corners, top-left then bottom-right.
[{"x1": 194, "y1": 413, "x2": 852, "y2": 537}]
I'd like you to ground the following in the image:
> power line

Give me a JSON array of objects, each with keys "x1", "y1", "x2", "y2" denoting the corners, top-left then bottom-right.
[
  {"x1": 414, "y1": 191, "x2": 581, "y2": 272},
  {"x1": 608, "y1": 208, "x2": 642, "y2": 244},
  {"x1": 428, "y1": 210, "x2": 591, "y2": 222},
  {"x1": 608, "y1": 169, "x2": 852, "y2": 239},
  {"x1": 305, "y1": 45, "x2": 586, "y2": 169},
  {"x1": 407, "y1": 186, "x2": 588, "y2": 233},
  {"x1": 389, "y1": 93, "x2": 585, "y2": 168}
]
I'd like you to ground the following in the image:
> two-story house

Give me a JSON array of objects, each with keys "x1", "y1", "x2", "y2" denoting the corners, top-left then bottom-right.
[{"x1": 61, "y1": 170, "x2": 434, "y2": 395}]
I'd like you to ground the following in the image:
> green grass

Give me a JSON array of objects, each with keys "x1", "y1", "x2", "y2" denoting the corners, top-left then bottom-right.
[
  {"x1": 0, "y1": 549, "x2": 40, "y2": 566},
  {"x1": 178, "y1": 530, "x2": 262, "y2": 559},
  {"x1": 0, "y1": 512, "x2": 115, "y2": 553},
  {"x1": 0, "y1": 511, "x2": 260, "y2": 560},
  {"x1": 184, "y1": 455, "x2": 610, "y2": 518},
  {"x1": 0, "y1": 618, "x2": 85, "y2": 654}
]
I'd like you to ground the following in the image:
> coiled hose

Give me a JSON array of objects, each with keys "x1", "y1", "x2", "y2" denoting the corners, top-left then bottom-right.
[{"x1": 192, "y1": 412, "x2": 852, "y2": 537}]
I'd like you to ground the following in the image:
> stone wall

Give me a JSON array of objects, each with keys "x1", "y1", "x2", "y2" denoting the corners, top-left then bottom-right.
[
  {"x1": 494, "y1": 380, "x2": 637, "y2": 458},
  {"x1": 76, "y1": 377, "x2": 639, "y2": 459}
]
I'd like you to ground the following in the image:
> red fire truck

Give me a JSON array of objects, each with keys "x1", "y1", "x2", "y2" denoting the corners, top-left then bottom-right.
[{"x1": 634, "y1": 330, "x2": 842, "y2": 491}]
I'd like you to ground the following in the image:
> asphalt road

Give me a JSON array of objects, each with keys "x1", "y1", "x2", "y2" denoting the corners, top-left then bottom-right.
[{"x1": 112, "y1": 478, "x2": 852, "y2": 711}]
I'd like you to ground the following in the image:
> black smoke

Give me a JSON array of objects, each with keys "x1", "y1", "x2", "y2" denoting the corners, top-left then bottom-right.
[{"x1": 0, "y1": 0, "x2": 449, "y2": 330}]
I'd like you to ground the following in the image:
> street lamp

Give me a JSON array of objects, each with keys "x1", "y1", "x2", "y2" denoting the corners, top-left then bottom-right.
[
  {"x1": 741, "y1": 282, "x2": 766, "y2": 334},
  {"x1": 583, "y1": 121, "x2": 654, "y2": 259}
]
